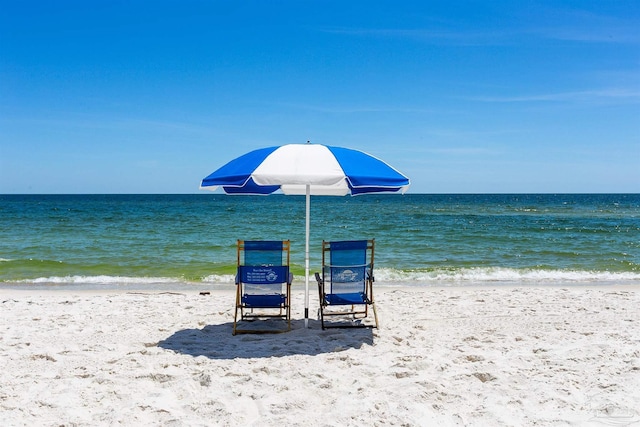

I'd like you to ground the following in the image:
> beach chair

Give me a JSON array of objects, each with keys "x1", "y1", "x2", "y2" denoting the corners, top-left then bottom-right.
[
  {"x1": 315, "y1": 239, "x2": 378, "y2": 329},
  {"x1": 233, "y1": 240, "x2": 292, "y2": 335}
]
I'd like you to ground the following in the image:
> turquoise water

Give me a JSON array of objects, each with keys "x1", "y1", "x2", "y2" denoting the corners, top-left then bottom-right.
[{"x1": 1, "y1": 194, "x2": 639, "y2": 288}]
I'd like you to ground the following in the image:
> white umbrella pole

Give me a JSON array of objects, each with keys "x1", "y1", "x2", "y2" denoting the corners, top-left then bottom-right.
[{"x1": 304, "y1": 184, "x2": 310, "y2": 328}]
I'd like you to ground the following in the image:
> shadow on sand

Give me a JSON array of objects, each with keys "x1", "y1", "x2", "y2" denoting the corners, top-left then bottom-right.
[{"x1": 157, "y1": 318, "x2": 375, "y2": 360}]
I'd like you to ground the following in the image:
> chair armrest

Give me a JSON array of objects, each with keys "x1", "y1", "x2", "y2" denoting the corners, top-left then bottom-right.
[
  {"x1": 314, "y1": 272, "x2": 323, "y2": 285},
  {"x1": 367, "y1": 269, "x2": 374, "y2": 282},
  {"x1": 288, "y1": 273, "x2": 294, "y2": 285}
]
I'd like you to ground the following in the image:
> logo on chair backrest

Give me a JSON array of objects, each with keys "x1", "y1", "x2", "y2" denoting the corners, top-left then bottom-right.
[
  {"x1": 265, "y1": 270, "x2": 278, "y2": 282},
  {"x1": 336, "y1": 269, "x2": 358, "y2": 282}
]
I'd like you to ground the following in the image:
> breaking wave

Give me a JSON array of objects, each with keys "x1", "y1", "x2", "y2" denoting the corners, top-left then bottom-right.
[
  {"x1": 4, "y1": 267, "x2": 639, "y2": 289},
  {"x1": 373, "y1": 267, "x2": 640, "y2": 285}
]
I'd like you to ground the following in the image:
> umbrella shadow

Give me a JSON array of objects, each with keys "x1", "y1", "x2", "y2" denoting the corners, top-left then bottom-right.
[{"x1": 157, "y1": 319, "x2": 375, "y2": 359}]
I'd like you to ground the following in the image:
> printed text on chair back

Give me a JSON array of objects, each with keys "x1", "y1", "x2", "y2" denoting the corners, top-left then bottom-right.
[{"x1": 239, "y1": 265, "x2": 289, "y2": 285}]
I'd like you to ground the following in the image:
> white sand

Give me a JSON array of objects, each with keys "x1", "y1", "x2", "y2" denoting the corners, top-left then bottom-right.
[{"x1": 1, "y1": 285, "x2": 639, "y2": 426}]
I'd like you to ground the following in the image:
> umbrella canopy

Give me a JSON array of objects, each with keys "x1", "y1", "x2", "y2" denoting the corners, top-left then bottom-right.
[{"x1": 200, "y1": 143, "x2": 410, "y2": 326}]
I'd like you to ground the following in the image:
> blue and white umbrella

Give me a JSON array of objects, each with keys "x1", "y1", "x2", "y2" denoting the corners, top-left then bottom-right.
[{"x1": 200, "y1": 143, "x2": 410, "y2": 326}]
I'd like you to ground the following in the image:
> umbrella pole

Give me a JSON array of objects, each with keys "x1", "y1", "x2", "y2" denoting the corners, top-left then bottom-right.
[{"x1": 304, "y1": 184, "x2": 310, "y2": 328}]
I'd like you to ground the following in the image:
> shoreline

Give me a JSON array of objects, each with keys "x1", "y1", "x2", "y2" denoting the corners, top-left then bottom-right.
[{"x1": 2, "y1": 280, "x2": 640, "y2": 295}]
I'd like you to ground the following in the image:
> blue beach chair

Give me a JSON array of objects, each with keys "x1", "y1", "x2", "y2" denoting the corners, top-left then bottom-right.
[
  {"x1": 315, "y1": 239, "x2": 378, "y2": 329},
  {"x1": 234, "y1": 240, "x2": 292, "y2": 335}
]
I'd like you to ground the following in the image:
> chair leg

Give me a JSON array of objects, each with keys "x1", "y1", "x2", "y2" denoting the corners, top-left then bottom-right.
[
  {"x1": 233, "y1": 306, "x2": 238, "y2": 336},
  {"x1": 319, "y1": 305, "x2": 326, "y2": 330},
  {"x1": 233, "y1": 286, "x2": 241, "y2": 335}
]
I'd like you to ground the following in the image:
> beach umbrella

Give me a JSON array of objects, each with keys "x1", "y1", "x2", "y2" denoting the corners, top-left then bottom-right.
[{"x1": 200, "y1": 142, "x2": 410, "y2": 327}]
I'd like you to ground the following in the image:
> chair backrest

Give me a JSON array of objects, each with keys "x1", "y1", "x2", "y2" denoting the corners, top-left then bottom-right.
[
  {"x1": 238, "y1": 240, "x2": 290, "y2": 295},
  {"x1": 323, "y1": 240, "x2": 374, "y2": 295}
]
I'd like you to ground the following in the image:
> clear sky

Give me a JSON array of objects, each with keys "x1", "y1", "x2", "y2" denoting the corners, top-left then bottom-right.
[{"x1": 1, "y1": 0, "x2": 639, "y2": 194}]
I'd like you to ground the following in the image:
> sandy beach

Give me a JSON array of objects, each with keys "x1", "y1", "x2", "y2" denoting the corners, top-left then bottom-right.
[{"x1": 1, "y1": 285, "x2": 639, "y2": 426}]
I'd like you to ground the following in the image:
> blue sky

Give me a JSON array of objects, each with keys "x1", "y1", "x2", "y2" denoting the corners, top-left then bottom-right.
[{"x1": 1, "y1": 0, "x2": 638, "y2": 194}]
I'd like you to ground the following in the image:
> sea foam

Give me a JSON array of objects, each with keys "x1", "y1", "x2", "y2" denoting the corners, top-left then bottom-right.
[
  {"x1": 4, "y1": 268, "x2": 640, "y2": 289},
  {"x1": 373, "y1": 267, "x2": 640, "y2": 285}
]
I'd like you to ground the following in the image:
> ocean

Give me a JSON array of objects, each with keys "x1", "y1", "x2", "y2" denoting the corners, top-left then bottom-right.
[{"x1": 1, "y1": 194, "x2": 639, "y2": 289}]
